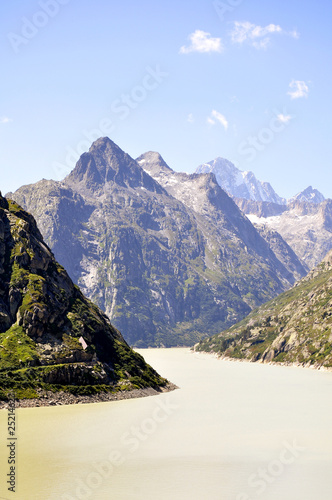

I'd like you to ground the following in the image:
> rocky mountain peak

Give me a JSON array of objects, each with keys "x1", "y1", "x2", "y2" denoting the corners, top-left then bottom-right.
[
  {"x1": 136, "y1": 151, "x2": 173, "y2": 176},
  {"x1": 289, "y1": 186, "x2": 325, "y2": 205},
  {"x1": 65, "y1": 137, "x2": 165, "y2": 194},
  {"x1": 88, "y1": 136, "x2": 120, "y2": 153},
  {"x1": 196, "y1": 157, "x2": 285, "y2": 205}
]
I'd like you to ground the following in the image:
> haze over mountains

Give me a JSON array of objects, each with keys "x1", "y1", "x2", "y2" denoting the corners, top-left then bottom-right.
[{"x1": 8, "y1": 138, "x2": 309, "y2": 348}]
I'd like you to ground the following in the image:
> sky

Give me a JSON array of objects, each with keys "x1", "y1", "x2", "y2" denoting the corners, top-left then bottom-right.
[{"x1": 1, "y1": 0, "x2": 332, "y2": 199}]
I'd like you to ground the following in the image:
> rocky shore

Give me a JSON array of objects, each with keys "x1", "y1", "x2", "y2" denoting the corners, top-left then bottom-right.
[{"x1": 0, "y1": 382, "x2": 178, "y2": 410}]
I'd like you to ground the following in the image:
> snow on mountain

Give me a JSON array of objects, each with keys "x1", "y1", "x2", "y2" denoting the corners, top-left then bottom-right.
[
  {"x1": 195, "y1": 157, "x2": 286, "y2": 205},
  {"x1": 245, "y1": 199, "x2": 332, "y2": 270}
]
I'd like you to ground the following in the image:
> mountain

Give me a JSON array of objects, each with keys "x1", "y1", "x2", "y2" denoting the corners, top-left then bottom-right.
[
  {"x1": 0, "y1": 193, "x2": 167, "y2": 404},
  {"x1": 240, "y1": 199, "x2": 332, "y2": 270},
  {"x1": 137, "y1": 151, "x2": 307, "y2": 283},
  {"x1": 289, "y1": 186, "x2": 325, "y2": 205},
  {"x1": 253, "y1": 224, "x2": 308, "y2": 281},
  {"x1": 195, "y1": 157, "x2": 285, "y2": 204},
  {"x1": 195, "y1": 249, "x2": 332, "y2": 370},
  {"x1": 235, "y1": 198, "x2": 287, "y2": 218},
  {"x1": 9, "y1": 138, "x2": 305, "y2": 348}
]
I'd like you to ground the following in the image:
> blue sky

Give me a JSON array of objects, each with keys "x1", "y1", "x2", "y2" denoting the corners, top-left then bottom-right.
[{"x1": 1, "y1": 0, "x2": 331, "y2": 199}]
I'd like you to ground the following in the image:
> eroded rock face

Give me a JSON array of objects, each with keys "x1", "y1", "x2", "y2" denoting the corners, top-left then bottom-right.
[
  {"x1": 0, "y1": 195, "x2": 167, "y2": 400},
  {"x1": 9, "y1": 139, "x2": 308, "y2": 347}
]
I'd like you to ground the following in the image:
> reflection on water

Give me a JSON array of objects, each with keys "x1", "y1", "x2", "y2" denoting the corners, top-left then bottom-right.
[{"x1": 0, "y1": 348, "x2": 332, "y2": 499}]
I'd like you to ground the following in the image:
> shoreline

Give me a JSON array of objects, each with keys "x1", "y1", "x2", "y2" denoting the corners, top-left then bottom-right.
[
  {"x1": 192, "y1": 349, "x2": 332, "y2": 372},
  {"x1": 0, "y1": 382, "x2": 178, "y2": 410}
]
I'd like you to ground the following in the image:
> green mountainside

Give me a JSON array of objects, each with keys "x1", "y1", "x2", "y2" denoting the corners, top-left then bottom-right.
[
  {"x1": 0, "y1": 194, "x2": 167, "y2": 402},
  {"x1": 196, "y1": 250, "x2": 332, "y2": 369}
]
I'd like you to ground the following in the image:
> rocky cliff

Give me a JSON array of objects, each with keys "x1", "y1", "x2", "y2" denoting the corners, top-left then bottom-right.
[
  {"x1": 195, "y1": 249, "x2": 332, "y2": 370},
  {"x1": 0, "y1": 193, "x2": 167, "y2": 402}
]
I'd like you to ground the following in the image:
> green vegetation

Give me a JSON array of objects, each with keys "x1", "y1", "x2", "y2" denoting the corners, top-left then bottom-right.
[
  {"x1": 196, "y1": 254, "x2": 332, "y2": 369},
  {"x1": 0, "y1": 325, "x2": 38, "y2": 371}
]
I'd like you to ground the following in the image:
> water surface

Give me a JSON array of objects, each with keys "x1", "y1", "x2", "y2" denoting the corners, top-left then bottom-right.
[{"x1": 0, "y1": 348, "x2": 331, "y2": 499}]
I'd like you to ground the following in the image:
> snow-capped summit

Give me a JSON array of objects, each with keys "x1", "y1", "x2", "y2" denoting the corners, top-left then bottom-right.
[{"x1": 195, "y1": 158, "x2": 286, "y2": 205}]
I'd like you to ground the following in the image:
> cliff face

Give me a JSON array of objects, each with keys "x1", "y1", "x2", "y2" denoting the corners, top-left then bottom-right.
[
  {"x1": 9, "y1": 138, "x2": 305, "y2": 347},
  {"x1": 0, "y1": 194, "x2": 166, "y2": 401},
  {"x1": 196, "y1": 250, "x2": 332, "y2": 370}
]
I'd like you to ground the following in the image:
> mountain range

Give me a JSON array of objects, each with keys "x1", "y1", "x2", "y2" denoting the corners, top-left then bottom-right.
[
  {"x1": 8, "y1": 138, "x2": 307, "y2": 347},
  {"x1": 196, "y1": 157, "x2": 286, "y2": 204},
  {"x1": 237, "y1": 198, "x2": 332, "y2": 270},
  {"x1": 195, "y1": 157, "x2": 325, "y2": 206}
]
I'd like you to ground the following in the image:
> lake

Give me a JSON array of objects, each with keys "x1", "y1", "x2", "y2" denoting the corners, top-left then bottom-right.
[{"x1": 1, "y1": 348, "x2": 332, "y2": 499}]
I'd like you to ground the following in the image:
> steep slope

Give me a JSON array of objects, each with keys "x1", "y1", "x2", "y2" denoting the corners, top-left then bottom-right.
[
  {"x1": 0, "y1": 194, "x2": 167, "y2": 403},
  {"x1": 243, "y1": 199, "x2": 332, "y2": 269},
  {"x1": 10, "y1": 139, "x2": 301, "y2": 347},
  {"x1": 196, "y1": 250, "x2": 332, "y2": 370},
  {"x1": 254, "y1": 224, "x2": 308, "y2": 279},
  {"x1": 195, "y1": 157, "x2": 285, "y2": 204}
]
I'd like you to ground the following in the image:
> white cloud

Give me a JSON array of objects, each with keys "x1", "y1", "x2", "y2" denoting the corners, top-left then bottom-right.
[
  {"x1": 287, "y1": 80, "x2": 309, "y2": 99},
  {"x1": 187, "y1": 113, "x2": 194, "y2": 123},
  {"x1": 230, "y1": 21, "x2": 299, "y2": 49},
  {"x1": 290, "y1": 29, "x2": 300, "y2": 39},
  {"x1": 180, "y1": 30, "x2": 223, "y2": 54},
  {"x1": 0, "y1": 116, "x2": 13, "y2": 124},
  {"x1": 277, "y1": 113, "x2": 292, "y2": 123},
  {"x1": 252, "y1": 38, "x2": 271, "y2": 50},
  {"x1": 207, "y1": 110, "x2": 228, "y2": 130}
]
